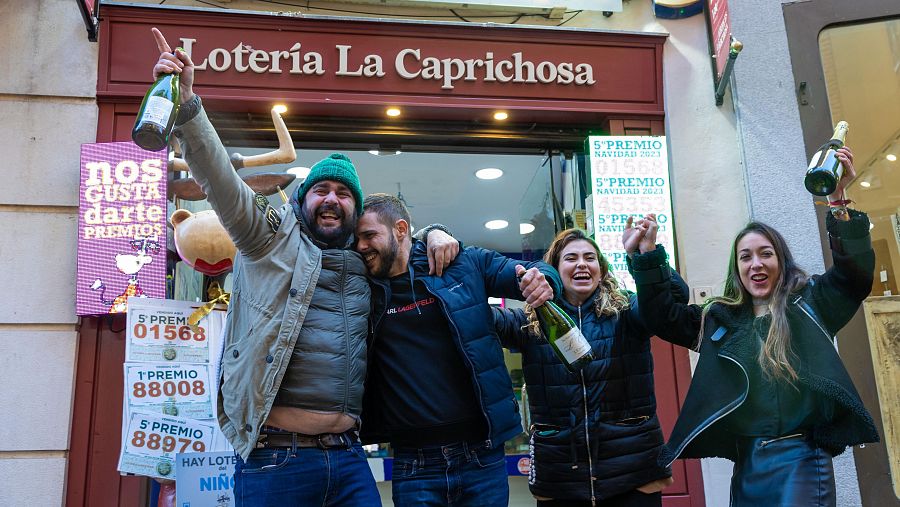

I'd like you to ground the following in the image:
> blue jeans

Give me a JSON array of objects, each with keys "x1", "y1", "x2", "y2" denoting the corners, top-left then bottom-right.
[
  {"x1": 233, "y1": 442, "x2": 380, "y2": 507},
  {"x1": 391, "y1": 442, "x2": 509, "y2": 507}
]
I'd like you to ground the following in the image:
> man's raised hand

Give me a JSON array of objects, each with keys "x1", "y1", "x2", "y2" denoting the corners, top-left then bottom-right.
[{"x1": 151, "y1": 27, "x2": 195, "y2": 103}]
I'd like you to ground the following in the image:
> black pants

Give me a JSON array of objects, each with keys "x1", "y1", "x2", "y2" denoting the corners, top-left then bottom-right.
[
  {"x1": 537, "y1": 490, "x2": 662, "y2": 507},
  {"x1": 731, "y1": 434, "x2": 835, "y2": 507}
]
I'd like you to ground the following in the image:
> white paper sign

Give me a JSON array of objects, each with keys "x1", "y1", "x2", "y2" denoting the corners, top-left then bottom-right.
[
  {"x1": 118, "y1": 412, "x2": 217, "y2": 480},
  {"x1": 587, "y1": 136, "x2": 677, "y2": 290},
  {"x1": 176, "y1": 451, "x2": 237, "y2": 507},
  {"x1": 126, "y1": 297, "x2": 220, "y2": 363},
  {"x1": 125, "y1": 363, "x2": 215, "y2": 420}
]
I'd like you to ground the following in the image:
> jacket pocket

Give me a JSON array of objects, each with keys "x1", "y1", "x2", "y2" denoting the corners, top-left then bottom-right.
[{"x1": 529, "y1": 424, "x2": 581, "y2": 485}]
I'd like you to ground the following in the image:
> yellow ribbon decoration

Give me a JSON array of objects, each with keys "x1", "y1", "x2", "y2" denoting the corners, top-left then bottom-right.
[{"x1": 189, "y1": 282, "x2": 231, "y2": 329}]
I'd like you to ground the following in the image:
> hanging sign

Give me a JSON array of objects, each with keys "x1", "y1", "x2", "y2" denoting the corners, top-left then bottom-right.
[
  {"x1": 125, "y1": 298, "x2": 219, "y2": 363},
  {"x1": 118, "y1": 412, "x2": 217, "y2": 480},
  {"x1": 124, "y1": 363, "x2": 215, "y2": 420},
  {"x1": 706, "y1": 0, "x2": 733, "y2": 82},
  {"x1": 76, "y1": 141, "x2": 167, "y2": 316},
  {"x1": 587, "y1": 136, "x2": 677, "y2": 290}
]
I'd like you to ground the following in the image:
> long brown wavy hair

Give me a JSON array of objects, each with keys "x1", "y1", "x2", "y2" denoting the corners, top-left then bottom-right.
[
  {"x1": 525, "y1": 228, "x2": 629, "y2": 334},
  {"x1": 702, "y1": 222, "x2": 808, "y2": 383}
]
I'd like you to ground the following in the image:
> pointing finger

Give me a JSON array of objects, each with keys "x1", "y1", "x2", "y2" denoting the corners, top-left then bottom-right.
[{"x1": 152, "y1": 27, "x2": 172, "y2": 54}]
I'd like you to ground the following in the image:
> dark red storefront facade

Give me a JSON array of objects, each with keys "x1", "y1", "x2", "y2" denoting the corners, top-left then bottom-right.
[{"x1": 68, "y1": 4, "x2": 703, "y2": 506}]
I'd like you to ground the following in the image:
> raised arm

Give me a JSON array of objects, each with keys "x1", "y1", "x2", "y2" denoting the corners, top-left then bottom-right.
[
  {"x1": 809, "y1": 208, "x2": 875, "y2": 334},
  {"x1": 152, "y1": 28, "x2": 276, "y2": 258},
  {"x1": 626, "y1": 214, "x2": 702, "y2": 347}
]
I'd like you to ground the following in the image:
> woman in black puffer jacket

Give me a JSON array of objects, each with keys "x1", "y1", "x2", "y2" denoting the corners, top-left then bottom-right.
[
  {"x1": 629, "y1": 147, "x2": 878, "y2": 506},
  {"x1": 494, "y1": 227, "x2": 692, "y2": 507}
]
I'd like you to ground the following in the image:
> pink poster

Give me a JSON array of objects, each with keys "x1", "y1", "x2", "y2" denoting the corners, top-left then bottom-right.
[{"x1": 77, "y1": 142, "x2": 168, "y2": 316}]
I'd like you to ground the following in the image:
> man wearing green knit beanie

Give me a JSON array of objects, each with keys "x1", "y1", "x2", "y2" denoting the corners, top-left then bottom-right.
[{"x1": 294, "y1": 152, "x2": 365, "y2": 249}]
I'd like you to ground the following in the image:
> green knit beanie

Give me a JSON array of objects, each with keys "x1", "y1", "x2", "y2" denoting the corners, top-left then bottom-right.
[{"x1": 297, "y1": 153, "x2": 364, "y2": 216}]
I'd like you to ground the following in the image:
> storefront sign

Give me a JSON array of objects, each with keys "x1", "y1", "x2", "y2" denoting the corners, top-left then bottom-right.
[
  {"x1": 180, "y1": 39, "x2": 596, "y2": 91},
  {"x1": 99, "y1": 5, "x2": 665, "y2": 118},
  {"x1": 118, "y1": 412, "x2": 217, "y2": 480},
  {"x1": 587, "y1": 136, "x2": 676, "y2": 290},
  {"x1": 125, "y1": 298, "x2": 221, "y2": 363},
  {"x1": 707, "y1": 0, "x2": 732, "y2": 81},
  {"x1": 125, "y1": 363, "x2": 215, "y2": 420},
  {"x1": 76, "y1": 142, "x2": 167, "y2": 316},
  {"x1": 176, "y1": 451, "x2": 237, "y2": 507}
]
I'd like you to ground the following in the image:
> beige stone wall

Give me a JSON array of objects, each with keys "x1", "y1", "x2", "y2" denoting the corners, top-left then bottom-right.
[{"x1": 0, "y1": 0, "x2": 98, "y2": 505}]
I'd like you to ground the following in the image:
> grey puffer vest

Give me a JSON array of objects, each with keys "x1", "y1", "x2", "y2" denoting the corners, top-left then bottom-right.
[{"x1": 275, "y1": 249, "x2": 369, "y2": 414}]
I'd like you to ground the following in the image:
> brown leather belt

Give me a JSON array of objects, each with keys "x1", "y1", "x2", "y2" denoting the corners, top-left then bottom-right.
[{"x1": 258, "y1": 430, "x2": 357, "y2": 449}]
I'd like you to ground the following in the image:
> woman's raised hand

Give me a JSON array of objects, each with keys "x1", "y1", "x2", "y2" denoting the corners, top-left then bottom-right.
[{"x1": 638, "y1": 214, "x2": 658, "y2": 254}]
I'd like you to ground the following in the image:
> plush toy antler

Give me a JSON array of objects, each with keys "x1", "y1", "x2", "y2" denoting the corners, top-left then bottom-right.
[{"x1": 168, "y1": 107, "x2": 298, "y2": 201}]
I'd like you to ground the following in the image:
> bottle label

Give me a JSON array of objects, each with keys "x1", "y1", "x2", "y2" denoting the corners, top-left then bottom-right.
[
  {"x1": 143, "y1": 96, "x2": 175, "y2": 130},
  {"x1": 555, "y1": 328, "x2": 592, "y2": 364},
  {"x1": 808, "y1": 150, "x2": 822, "y2": 170}
]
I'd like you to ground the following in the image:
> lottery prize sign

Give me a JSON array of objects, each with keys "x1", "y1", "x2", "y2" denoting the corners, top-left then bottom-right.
[
  {"x1": 587, "y1": 136, "x2": 677, "y2": 290},
  {"x1": 119, "y1": 412, "x2": 217, "y2": 480},
  {"x1": 125, "y1": 363, "x2": 215, "y2": 419},
  {"x1": 126, "y1": 297, "x2": 219, "y2": 363}
]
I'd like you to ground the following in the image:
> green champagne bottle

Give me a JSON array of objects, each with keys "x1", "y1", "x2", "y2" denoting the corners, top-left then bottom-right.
[
  {"x1": 804, "y1": 121, "x2": 849, "y2": 196},
  {"x1": 132, "y1": 72, "x2": 180, "y2": 152},
  {"x1": 535, "y1": 301, "x2": 594, "y2": 372}
]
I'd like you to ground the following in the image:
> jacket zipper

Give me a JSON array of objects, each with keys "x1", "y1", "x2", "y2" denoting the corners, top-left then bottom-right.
[
  {"x1": 759, "y1": 433, "x2": 804, "y2": 447},
  {"x1": 665, "y1": 352, "x2": 749, "y2": 468},
  {"x1": 340, "y1": 251, "x2": 351, "y2": 408},
  {"x1": 578, "y1": 306, "x2": 596, "y2": 507},
  {"x1": 426, "y1": 279, "x2": 493, "y2": 448},
  {"x1": 792, "y1": 296, "x2": 836, "y2": 349}
]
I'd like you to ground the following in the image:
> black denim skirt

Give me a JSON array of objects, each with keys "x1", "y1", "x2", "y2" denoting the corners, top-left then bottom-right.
[{"x1": 730, "y1": 433, "x2": 835, "y2": 507}]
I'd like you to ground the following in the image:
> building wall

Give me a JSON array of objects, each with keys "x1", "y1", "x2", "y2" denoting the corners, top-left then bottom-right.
[{"x1": 0, "y1": 0, "x2": 98, "y2": 505}]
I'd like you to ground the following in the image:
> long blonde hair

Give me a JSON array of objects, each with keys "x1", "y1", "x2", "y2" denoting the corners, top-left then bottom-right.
[
  {"x1": 702, "y1": 222, "x2": 808, "y2": 383},
  {"x1": 525, "y1": 229, "x2": 629, "y2": 335}
]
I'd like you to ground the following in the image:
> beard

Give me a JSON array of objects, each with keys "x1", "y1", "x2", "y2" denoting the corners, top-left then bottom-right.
[
  {"x1": 367, "y1": 233, "x2": 399, "y2": 278},
  {"x1": 302, "y1": 200, "x2": 356, "y2": 249}
]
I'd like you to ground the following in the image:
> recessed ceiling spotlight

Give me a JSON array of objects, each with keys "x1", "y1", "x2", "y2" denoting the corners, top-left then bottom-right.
[
  {"x1": 887, "y1": 154, "x2": 897, "y2": 162},
  {"x1": 485, "y1": 220, "x2": 509, "y2": 230},
  {"x1": 386, "y1": 107, "x2": 401, "y2": 117},
  {"x1": 494, "y1": 111, "x2": 509, "y2": 121},
  {"x1": 287, "y1": 166, "x2": 311, "y2": 179},
  {"x1": 475, "y1": 168, "x2": 503, "y2": 180},
  {"x1": 520, "y1": 223, "x2": 535, "y2": 234},
  {"x1": 272, "y1": 104, "x2": 288, "y2": 114},
  {"x1": 860, "y1": 180, "x2": 871, "y2": 188}
]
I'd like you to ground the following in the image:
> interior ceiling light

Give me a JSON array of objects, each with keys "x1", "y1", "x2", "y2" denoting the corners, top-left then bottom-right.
[
  {"x1": 368, "y1": 149, "x2": 380, "y2": 155},
  {"x1": 287, "y1": 166, "x2": 311, "y2": 179},
  {"x1": 272, "y1": 104, "x2": 288, "y2": 114},
  {"x1": 475, "y1": 168, "x2": 503, "y2": 180},
  {"x1": 520, "y1": 223, "x2": 535, "y2": 234},
  {"x1": 485, "y1": 219, "x2": 509, "y2": 230},
  {"x1": 860, "y1": 179, "x2": 872, "y2": 188},
  {"x1": 887, "y1": 154, "x2": 897, "y2": 162},
  {"x1": 386, "y1": 107, "x2": 402, "y2": 117},
  {"x1": 494, "y1": 111, "x2": 509, "y2": 121}
]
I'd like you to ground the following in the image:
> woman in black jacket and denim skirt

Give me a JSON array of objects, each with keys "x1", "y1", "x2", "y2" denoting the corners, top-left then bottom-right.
[{"x1": 629, "y1": 147, "x2": 878, "y2": 506}]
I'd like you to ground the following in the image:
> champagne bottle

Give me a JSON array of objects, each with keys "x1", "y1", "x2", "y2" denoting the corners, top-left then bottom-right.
[
  {"x1": 535, "y1": 301, "x2": 594, "y2": 372},
  {"x1": 132, "y1": 72, "x2": 180, "y2": 152},
  {"x1": 804, "y1": 121, "x2": 849, "y2": 196}
]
